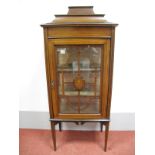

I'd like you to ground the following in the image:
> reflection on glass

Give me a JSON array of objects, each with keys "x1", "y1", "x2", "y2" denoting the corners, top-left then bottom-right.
[{"x1": 56, "y1": 45, "x2": 103, "y2": 114}]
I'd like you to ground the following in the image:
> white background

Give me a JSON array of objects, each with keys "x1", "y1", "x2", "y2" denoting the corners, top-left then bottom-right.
[{"x1": 0, "y1": 0, "x2": 155, "y2": 155}]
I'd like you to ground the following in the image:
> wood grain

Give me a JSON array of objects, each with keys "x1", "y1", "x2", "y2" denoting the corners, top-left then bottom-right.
[{"x1": 47, "y1": 27, "x2": 112, "y2": 38}]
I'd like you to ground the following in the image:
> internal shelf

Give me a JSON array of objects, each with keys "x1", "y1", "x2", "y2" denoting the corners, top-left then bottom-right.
[
  {"x1": 63, "y1": 81, "x2": 96, "y2": 86},
  {"x1": 59, "y1": 91, "x2": 100, "y2": 96},
  {"x1": 57, "y1": 68, "x2": 101, "y2": 72}
]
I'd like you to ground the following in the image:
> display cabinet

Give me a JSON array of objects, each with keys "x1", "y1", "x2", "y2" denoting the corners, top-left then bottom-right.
[{"x1": 41, "y1": 6, "x2": 118, "y2": 151}]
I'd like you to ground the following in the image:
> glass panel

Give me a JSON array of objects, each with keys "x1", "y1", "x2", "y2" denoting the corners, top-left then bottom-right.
[
  {"x1": 80, "y1": 97, "x2": 100, "y2": 114},
  {"x1": 56, "y1": 45, "x2": 102, "y2": 114},
  {"x1": 59, "y1": 97, "x2": 78, "y2": 114}
]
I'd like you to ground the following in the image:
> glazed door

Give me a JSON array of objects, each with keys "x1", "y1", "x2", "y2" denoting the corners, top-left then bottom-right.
[{"x1": 48, "y1": 39, "x2": 110, "y2": 118}]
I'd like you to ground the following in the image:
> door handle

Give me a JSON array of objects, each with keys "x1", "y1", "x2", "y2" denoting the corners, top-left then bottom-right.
[{"x1": 51, "y1": 80, "x2": 55, "y2": 88}]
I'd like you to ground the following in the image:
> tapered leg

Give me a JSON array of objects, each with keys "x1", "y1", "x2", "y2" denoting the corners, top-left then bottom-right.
[
  {"x1": 59, "y1": 122, "x2": 62, "y2": 131},
  {"x1": 51, "y1": 121, "x2": 56, "y2": 151},
  {"x1": 100, "y1": 122, "x2": 103, "y2": 132},
  {"x1": 104, "y1": 122, "x2": 109, "y2": 152}
]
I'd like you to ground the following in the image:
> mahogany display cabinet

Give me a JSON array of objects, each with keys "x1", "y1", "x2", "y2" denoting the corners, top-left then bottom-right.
[{"x1": 41, "y1": 6, "x2": 118, "y2": 151}]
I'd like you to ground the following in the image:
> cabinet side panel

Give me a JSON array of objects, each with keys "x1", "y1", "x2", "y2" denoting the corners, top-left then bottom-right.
[
  {"x1": 106, "y1": 28, "x2": 116, "y2": 118},
  {"x1": 101, "y1": 40, "x2": 111, "y2": 118},
  {"x1": 43, "y1": 28, "x2": 54, "y2": 118}
]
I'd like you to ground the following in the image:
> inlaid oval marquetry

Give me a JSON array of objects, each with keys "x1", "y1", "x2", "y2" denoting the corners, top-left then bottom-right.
[{"x1": 73, "y1": 76, "x2": 85, "y2": 91}]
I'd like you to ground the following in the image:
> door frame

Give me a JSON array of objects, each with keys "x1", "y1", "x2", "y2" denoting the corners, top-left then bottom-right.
[{"x1": 47, "y1": 38, "x2": 110, "y2": 119}]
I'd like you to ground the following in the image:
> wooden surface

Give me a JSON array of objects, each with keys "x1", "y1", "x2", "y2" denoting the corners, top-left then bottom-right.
[
  {"x1": 43, "y1": 28, "x2": 54, "y2": 118},
  {"x1": 47, "y1": 27, "x2": 112, "y2": 38},
  {"x1": 67, "y1": 6, "x2": 95, "y2": 15}
]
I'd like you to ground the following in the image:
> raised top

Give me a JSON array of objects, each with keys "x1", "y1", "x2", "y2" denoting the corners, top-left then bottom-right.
[
  {"x1": 41, "y1": 6, "x2": 118, "y2": 27},
  {"x1": 55, "y1": 6, "x2": 104, "y2": 17},
  {"x1": 67, "y1": 6, "x2": 95, "y2": 16}
]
